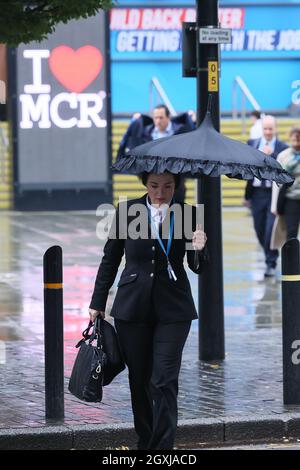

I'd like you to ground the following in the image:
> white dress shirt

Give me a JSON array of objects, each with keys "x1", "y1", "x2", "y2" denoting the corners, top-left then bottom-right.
[
  {"x1": 151, "y1": 121, "x2": 174, "y2": 141},
  {"x1": 249, "y1": 119, "x2": 263, "y2": 139},
  {"x1": 252, "y1": 137, "x2": 276, "y2": 188}
]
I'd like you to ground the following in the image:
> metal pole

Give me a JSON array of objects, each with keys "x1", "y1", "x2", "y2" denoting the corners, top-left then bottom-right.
[
  {"x1": 196, "y1": 0, "x2": 225, "y2": 360},
  {"x1": 232, "y1": 79, "x2": 237, "y2": 120},
  {"x1": 282, "y1": 238, "x2": 300, "y2": 404},
  {"x1": 241, "y1": 92, "x2": 246, "y2": 135},
  {"x1": 44, "y1": 245, "x2": 64, "y2": 420}
]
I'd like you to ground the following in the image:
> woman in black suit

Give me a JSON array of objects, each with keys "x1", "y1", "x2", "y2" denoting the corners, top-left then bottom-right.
[{"x1": 89, "y1": 172, "x2": 208, "y2": 450}]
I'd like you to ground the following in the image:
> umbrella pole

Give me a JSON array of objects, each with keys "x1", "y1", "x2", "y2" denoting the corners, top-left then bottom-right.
[{"x1": 196, "y1": 0, "x2": 225, "y2": 360}]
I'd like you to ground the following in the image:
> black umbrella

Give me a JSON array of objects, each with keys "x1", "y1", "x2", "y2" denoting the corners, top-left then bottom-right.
[{"x1": 113, "y1": 106, "x2": 294, "y2": 185}]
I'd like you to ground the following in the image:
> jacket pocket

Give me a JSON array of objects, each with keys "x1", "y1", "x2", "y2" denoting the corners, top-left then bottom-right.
[{"x1": 117, "y1": 273, "x2": 139, "y2": 287}]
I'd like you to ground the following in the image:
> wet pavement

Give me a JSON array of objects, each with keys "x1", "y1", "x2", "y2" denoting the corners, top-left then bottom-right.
[{"x1": 0, "y1": 207, "x2": 299, "y2": 445}]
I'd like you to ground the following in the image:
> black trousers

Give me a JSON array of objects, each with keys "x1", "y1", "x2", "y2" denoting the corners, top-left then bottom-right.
[
  {"x1": 284, "y1": 198, "x2": 300, "y2": 239},
  {"x1": 114, "y1": 318, "x2": 191, "y2": 450}
]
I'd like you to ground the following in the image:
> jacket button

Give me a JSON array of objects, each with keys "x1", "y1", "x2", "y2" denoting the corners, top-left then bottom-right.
[
  {"x1": 150, "y1": 273, "x2": 154, "y2": 277},
  {"x1": 151, "y1": 260, "x2": 155, "y2": 264},
  {"x1": 152, "y1": 246, "x2": 155, "y2": 251}
]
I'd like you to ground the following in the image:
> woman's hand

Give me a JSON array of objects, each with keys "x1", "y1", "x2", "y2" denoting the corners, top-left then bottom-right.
[
  {"x1": 89, "y1": 308, "x2": 105, "y2": 322},
  {"x1": 192, "y1": 224, "x2": 207, "y2": 251}
]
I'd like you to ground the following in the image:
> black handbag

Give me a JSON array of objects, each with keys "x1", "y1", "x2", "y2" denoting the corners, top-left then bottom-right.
[
  {"x1": 68, "y1": 319, "x2": 106, "y2": 402},
  {"x1": 68, "y1": 317, "x2": 126, "y2": 402}
]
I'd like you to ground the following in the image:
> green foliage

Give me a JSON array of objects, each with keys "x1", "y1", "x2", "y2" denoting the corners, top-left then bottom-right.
[{"x1": 0, "y1": 0, "x2": 114, "y2": 45}]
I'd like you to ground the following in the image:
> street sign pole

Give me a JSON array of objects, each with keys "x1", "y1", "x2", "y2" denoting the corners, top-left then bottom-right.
[
  {"x1": 182, "y1": 0, "x2": 228, "y2": 360},
  {"x1": 196, "y1": 0, "x2": 225, "y2": 360}
]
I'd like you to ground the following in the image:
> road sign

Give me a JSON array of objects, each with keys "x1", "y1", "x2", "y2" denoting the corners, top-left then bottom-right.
[
  {"x1": 199, "y1": 28, "x2": 232, "y2": 44},
  {"x1": 208, "y1": 61, "x2": 218, "y2": 92}
]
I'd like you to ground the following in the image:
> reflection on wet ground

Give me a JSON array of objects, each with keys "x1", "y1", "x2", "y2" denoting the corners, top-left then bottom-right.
[
  {"x1": 0, "y1": 208, "x2": 282, "y2": 343},
  {"x1": 1, "y1": 208, "x2": 296, "y2": 429}
]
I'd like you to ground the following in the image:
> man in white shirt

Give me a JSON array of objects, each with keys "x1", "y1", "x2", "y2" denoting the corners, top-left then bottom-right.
[
  {"x1": 151, "y1": 106, "x2": 175, "y2": 140},
  {"x1": 244, "y1": 115, "x2": 288, "y2": 277}
]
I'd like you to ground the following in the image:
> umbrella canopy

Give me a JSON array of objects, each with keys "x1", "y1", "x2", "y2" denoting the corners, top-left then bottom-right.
[{"x1": 113, "y1": 110, "x2": 294, "y2": 185}]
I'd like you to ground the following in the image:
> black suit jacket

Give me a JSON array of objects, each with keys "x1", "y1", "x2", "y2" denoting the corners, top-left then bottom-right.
[
  {"x1": 244, "y1": 138, "x2": 289, "y2": 200},
  {"x1": 89, "y1": 195, "x2": 209, "y2": 323}
]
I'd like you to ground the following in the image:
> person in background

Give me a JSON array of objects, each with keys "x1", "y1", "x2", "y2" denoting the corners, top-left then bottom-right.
[
  {"x1": 187, "y1": 109, "x2": 197, "y2": 125},
  {"x1": 116, "y1": 105, "x2": 195, "y2": 202},
  {"x1": 249, "y1": 110, "x2": 263, "y2": 140},
  {"x1": 244, "y1": 115, "x2": 288, "y2": 277},
  {"x1": 271, "y1": 126, "x2": 300, "y2": 245},
  {"x1": 88, "y1": 172, "x2": 208, "y2": 450}
]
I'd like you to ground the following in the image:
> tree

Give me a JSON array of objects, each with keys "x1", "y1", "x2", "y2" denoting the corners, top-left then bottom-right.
[{"x1": 0, "y1": 0, "x2": 114, "y2": 46}]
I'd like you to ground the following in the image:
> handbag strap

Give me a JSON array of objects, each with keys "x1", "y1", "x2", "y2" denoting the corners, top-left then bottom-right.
[
  {"x1": 82, "y1": 320, "x2": 94, "y2": 338},
  {"x1": 94, "y1": 316, "x2": 105, "y2": 350},
  {"x1": 75, "y1": 320, "x2": 100, "y2": 348}
]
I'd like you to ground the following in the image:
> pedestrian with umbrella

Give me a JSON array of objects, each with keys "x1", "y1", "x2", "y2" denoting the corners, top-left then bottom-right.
[
  {"x1": 89, "y1": 171, "x2": 209, "y2": 450},
  {"x1": 89, "y1": 101, "x2": 293, "y2": 450}
]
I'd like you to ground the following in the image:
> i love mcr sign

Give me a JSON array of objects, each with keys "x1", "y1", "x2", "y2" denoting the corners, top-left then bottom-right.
[{"x1": 12, "y1": 12, "x2": 112, "y2": 210}]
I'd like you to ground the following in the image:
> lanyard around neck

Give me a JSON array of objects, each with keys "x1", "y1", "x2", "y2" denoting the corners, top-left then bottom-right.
[
  {"x1": 148, "y1": 209, "x2": 177, "y2": 281},
  {"x1": 149, "y1": 209, "x2": 174, "y2": 258}
]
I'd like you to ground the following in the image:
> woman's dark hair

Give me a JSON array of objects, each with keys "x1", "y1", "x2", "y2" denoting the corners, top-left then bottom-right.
[{"x1": 139, "y1": 172, "x2": 181, "y2": 189}]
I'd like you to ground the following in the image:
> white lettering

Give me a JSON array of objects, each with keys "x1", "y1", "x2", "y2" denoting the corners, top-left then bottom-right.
[
  {"x1": 23, "y1": 49, "x2": 51, "y2": 94},
  {"x1": 219, "y1": 8, "x2": 244, "y2": 29},
  {"x1": 142, "y1": 9, "x2": 153, "y2": 29},
  {"x1": 102, "y1": 455, "x2": 136, "y2": 467},
  {"x1": 110, "y1": 9, "x2": 127, "y2": 30},
  {"x1": 167, "y1": 9, "x2": 183, "y2": 29},
  {"x1": 277, "y1": 30, "x2": 300, "y2": 51},
  {"x1": 20, "y1": 94, "x2": 51, "y2": 129},
  {"x1": 292, "y1": 80, "x2": 300, "y2": 105},
  {"x1": 145, "y1": 32, "x2": 155, "y2": 52},
  {"x1": 185, "y1": 8, "x2": 195, "y2": 23},
  {"x1": 116, "y1": 32, "x2": 128, "y2": 53},
  {"x1": 77, "y1": 93, "x2": 107, "y2": 128},
  {"x1": 50, "y1": 92, "x2": 77, "y2": 128},
  {"x1": 96, "y1": 203, "x2": 115, "y2": 241},
  {"x1": 230, "y1": 8, "x2": 244, "y2": 29},
  {"x1": 127, "y1": 9, "x2": 140, "y2": 29},
  {"x1": 291, "y1": 340, "x2": 300, "y2": 365},
  {"x1": 20, "y1": 92, "x2": 106, "y2": 129},
  {"x1": 247, "y1": 30, "x2": 276, "y2": 51},
  {"x1": 110, "y1": 7, "x2": 244, "y2": 30},
  {"x1": 116, "y1": 31, "x2": 180, "y2": 52}
]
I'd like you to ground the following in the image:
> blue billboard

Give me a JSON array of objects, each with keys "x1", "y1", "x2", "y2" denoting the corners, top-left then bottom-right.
[{"x1": 110, "y1": 1, "x2": 300, "y2": 114}]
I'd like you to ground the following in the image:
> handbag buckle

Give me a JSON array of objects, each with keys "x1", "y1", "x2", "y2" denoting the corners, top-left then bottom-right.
[
  {"x1": 92, "y1": 364, "x2": 102, "y2": 380},
  {"x1": 92, "y1": 363, "x2": 102, "y2": 380}
]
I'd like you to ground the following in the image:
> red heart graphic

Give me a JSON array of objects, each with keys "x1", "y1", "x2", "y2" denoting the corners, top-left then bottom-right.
[{"x1": 49, "y1": 45, "x2": 103, "y2": 93}]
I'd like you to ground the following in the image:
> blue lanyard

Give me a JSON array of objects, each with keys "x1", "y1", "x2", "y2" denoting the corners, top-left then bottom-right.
[
  {"x1": 148, "y1": 208, "x2": 177, "y2": 281},
  {"x1": 149, "y1": 210, "x2": 174, "y2": 258}
]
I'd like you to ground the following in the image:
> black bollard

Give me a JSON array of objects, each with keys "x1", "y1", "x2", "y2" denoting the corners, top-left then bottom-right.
[
  {"x1": 43, "y1": 245, "x2": 64, "y2": 420},
  {"x1": 282, "y1": 238, "x2": 300, "y2": 404}
]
